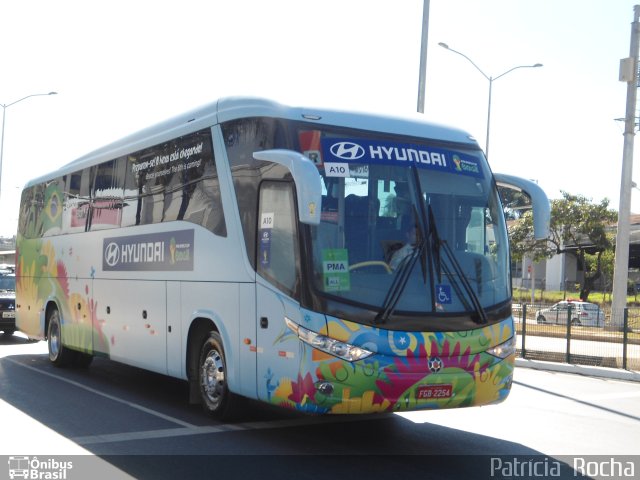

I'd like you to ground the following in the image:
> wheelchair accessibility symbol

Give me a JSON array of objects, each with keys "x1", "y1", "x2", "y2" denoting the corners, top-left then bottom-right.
[{"x1": 436, "y1": 284, "x2": 452, "y2": 304}]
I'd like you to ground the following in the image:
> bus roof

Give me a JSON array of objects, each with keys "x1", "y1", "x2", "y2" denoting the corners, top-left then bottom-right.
[
  {"x1": 216, "y1": 97, "x2": 478, "y2": 145},
  {"x1": 24, "y1": 97, "x2": 480, "y2": 188}
]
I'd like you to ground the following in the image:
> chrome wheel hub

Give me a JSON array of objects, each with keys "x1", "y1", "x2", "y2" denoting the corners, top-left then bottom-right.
[
  {"x1": 201, "y1": 349, "x2": 225, "y2": 407},
  {"x1": 49, "y1": 318, "x2": 60, "y2": 359}
]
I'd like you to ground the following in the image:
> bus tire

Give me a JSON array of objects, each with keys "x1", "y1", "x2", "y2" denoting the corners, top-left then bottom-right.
[
  {"x1": 47, "y1": 307, "x2": 74, "y2": 367},
  {"x1": 198, "y1": 331, "x2": 236, "y2": 420}
]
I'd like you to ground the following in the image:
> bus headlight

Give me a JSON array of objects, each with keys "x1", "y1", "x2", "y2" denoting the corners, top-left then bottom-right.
[
  {"x1": 285, "y1": 317, "x2": 373, "y2": 362},
  {"x1": 487, "y1": 335, "x2": 516, "y2": 359}
]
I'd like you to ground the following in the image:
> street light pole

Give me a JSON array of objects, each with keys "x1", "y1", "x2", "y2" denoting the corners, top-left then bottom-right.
[
  {"x1": 0, "y1": 91, "x2": 57, "y2": 199},
  {"x1": 438, "y1": 42, "x2": 542, "y2": 157}
]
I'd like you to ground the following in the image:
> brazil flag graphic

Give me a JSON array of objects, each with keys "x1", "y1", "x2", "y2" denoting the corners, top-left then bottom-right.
[{"x1": 42, "y1": 182, "x2": 63, "y2": 234}]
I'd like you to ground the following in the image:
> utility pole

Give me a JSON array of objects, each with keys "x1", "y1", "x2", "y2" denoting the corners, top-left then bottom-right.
[
  {"x1": 417, "y1": 0, "x2": 430, "y2": 113},
  {"x1": 612, "y1": 5, "x2": 640, "y2": 328}
]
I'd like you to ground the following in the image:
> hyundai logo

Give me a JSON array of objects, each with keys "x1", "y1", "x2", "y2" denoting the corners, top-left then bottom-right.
[
  {"x1": 104, "y1": 242, "x2": 120, "y2": 267},
  {"x1": 329, "y1": 142, "x2": 365, "y2": 160}
]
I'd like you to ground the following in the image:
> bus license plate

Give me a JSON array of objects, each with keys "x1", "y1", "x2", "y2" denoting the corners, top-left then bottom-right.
[{"x1": 417, "y1": 384, "x2": 452, "y2": 399}]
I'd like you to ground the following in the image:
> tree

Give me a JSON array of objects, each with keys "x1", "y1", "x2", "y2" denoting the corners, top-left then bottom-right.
[
  {"x1": 586, "y1": 249, "x2": 615, "y2": 300},
  {"x1": 507, "y1": 191, "x2": 618, "y2": 301},
  {"x1": 500, "y1": 188, "x2": 532, "y2": 222}
]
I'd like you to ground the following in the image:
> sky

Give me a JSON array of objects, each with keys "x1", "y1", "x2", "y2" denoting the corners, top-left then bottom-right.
[{"x1": 0, "y1": 0, "x2": 638, "y2": 236}]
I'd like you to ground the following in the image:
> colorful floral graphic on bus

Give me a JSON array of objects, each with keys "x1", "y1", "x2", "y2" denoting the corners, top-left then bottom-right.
[
  {"x1": 16, "y1": 236, "x2": 109, "y2": 354},
  {"x1": 268, "y1": 317, "x2": 514, "y2": 414}
]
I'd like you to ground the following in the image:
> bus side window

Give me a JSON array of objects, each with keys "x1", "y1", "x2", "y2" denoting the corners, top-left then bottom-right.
[
  {"x1": 89, "y1": 158, "x2": 126, "y2": 231},
  {"x1": 120, "y1": 129, "x2": 226, "y2": 236},
  {"x1": 18, "y1": 186, "x2": 41, "y2": 238},
  {"x1": 41, "y1": 177, "x2": 65, "y2": 237},
  {"x1": 257, "y1": 181, "x2": 300, "y2": 298},
  {"x1": 121, "y1": 155, "x2": 142, "y2": 228},
  {"x1": 63, "y1": 168, "x2": 93, "y2": 234},
  {"x1": 178, "y1": 136, "x2": 227, "y2": 237},
  {"x1": 140, "y1": 148, "x2": 171, "y2": 225}
]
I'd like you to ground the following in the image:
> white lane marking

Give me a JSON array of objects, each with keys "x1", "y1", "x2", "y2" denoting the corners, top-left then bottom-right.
[{"x1": 6, "y1": 357, "x2": 196, "y2": 428}]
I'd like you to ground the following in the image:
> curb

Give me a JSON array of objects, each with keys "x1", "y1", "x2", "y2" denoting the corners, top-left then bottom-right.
[{"x1": 515, "y1": 357, "x2": 640, "y2": 382}]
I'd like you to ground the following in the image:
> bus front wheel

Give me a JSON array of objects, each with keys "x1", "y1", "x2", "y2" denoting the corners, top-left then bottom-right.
[
  {"x1": 198, "y1": 331, "x2": 236, "y2": 420},
  {"x1": 47, "y1": 307, "x2": 74, "y2": 367}
]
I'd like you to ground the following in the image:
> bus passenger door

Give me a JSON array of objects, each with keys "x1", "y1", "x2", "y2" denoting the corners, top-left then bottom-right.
[{"x1": 255, "y1": 181, "x2": 302, "y2": 404}]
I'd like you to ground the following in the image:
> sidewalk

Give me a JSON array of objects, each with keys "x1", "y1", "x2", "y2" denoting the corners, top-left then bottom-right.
[{"x1": 515, "y1": 357, "x2": 640, "y2": 382}]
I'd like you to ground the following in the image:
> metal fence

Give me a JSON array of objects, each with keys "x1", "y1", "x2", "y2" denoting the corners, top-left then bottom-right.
[{"x1": 512, "y1": 303, "x2": 640, "y2": 371}]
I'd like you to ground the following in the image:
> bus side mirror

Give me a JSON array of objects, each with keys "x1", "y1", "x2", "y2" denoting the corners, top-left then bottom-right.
[
  {"x1": 494, "y1": 173, "x2": 550, "y2": 240},
  {"x1": 252, "y1": 149, "x2": 322, "y2": 225}
]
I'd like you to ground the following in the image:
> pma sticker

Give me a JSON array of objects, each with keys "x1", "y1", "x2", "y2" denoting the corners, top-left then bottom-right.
[{"x1": 322, "y1": 249, "x2": 350, "y2": 292}]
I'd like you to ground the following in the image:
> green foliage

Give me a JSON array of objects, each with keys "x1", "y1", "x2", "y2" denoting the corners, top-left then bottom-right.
[
  {"x1": 550, "y1": 192, "x2": 617, "y2": 254},
  {"x1": 499, "y1": 188, "x2": 532, "y2": 221},
  {"x1": 508, "y1": 210, "x2": 551, "y2": 262},
  {"x1": 508, "y1": 191, "x2": 618, "y2": 301}
]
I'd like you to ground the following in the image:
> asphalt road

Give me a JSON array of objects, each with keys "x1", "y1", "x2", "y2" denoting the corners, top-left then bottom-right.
[{"x1": 1, "y1": 333, "x2": 638, "y2": 480}]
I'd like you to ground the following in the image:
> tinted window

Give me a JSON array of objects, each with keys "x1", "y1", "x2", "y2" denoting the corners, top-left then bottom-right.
[
  {"x1": 63, "y1": 168, "x2": 93, "y2": 233},
  {"x1": 257, "y1": 182, "x2": 300, "y2": 297},
  {"x1": 18, "y1": 185, "x2": 45, "y2": 238},
  {"x1": 123, "y1": 128, "x2": 226, "y2": 236},
  {"x1": 41, "y1": 178, "x2": 65, "y2": 237},
  {"x1": 222, "y1": 118, "x2": 289, "y2": 268},
  {"x1": 21, "y1": 128, "x2": 225, "y2": 238},
  {"x1": 89, "y1": 158, "x2": 126, "y2": 231}
]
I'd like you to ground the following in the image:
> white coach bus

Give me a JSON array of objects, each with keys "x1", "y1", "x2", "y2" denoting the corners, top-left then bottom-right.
[{"x1": 16, "y1": 97, "x2": 549, "y2": 419}]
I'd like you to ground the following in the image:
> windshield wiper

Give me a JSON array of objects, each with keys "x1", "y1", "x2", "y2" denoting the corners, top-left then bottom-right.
[
  {"x1": 375, "y1": 165, "x2": 437, "y2": 324},
  {"x1": 374, "y1": 220, "x2": 426, "y2": 324},
  {"x1": 375, "y1": 166, "x2": 432, "y2": 324},
  {"x1": 374, "y1": 168, "x2": 488, "y2": 326},
  {"x1": 427, "y1": 205, "x2": 488, "y2": 325}
]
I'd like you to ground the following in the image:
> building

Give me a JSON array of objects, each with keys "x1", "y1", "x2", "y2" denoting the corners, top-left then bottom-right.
[
  {"x1": 512, "y1": 214, "x2": 640, "y2": 294},
  {"x1": 0, "y1": 236, "x2": 16, "y2": 271}
]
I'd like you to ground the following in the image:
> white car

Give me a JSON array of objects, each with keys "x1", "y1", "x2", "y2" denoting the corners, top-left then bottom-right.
[{"x1": 535, "y1": 301, "x2": 605, "y2": 327}]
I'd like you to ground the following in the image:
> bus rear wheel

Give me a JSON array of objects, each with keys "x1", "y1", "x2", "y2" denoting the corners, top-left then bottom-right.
[
  {"x1": 198, "y1": 331, "x2": 237, "y2": 420},
  {"x1": 47, "y1": 307, "x2": 74, "y2": 367}
]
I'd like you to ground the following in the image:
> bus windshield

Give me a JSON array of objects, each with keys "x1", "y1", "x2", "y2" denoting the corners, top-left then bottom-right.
[{"x1": 303, "y1": 131, "x2": 510, "y2": 317}]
